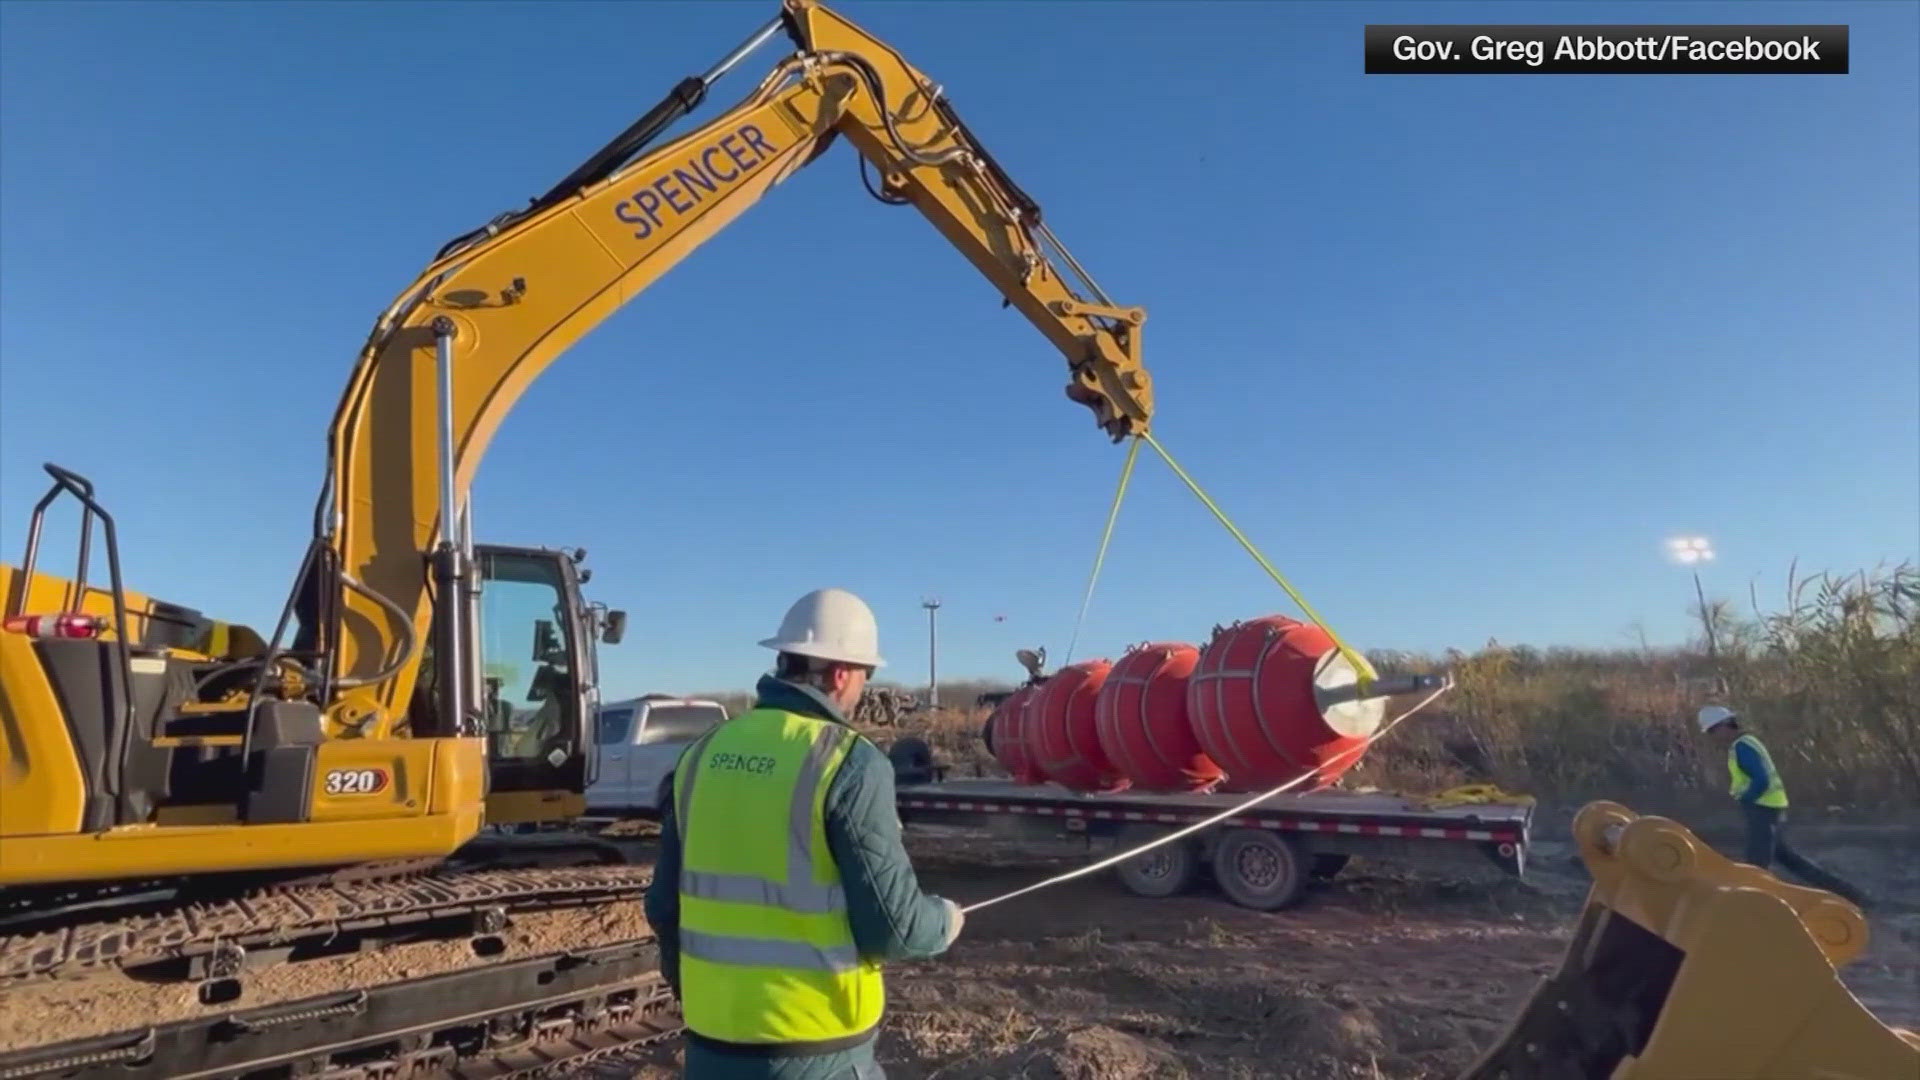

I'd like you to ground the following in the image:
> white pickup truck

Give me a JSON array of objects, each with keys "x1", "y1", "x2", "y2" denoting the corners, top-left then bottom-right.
[{"x1": 584, "y1": 695, "x2": 729, "y2": 816}]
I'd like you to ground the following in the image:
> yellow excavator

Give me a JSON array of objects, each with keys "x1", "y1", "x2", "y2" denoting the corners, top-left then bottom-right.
[{"x1": 0, "y1": 0, "x2": 1151, "y2": 910}]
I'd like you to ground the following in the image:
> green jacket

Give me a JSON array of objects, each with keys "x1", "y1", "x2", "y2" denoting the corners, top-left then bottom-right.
[{"x1": 644, "y1": 675, "x2": 955, "y2": 1076}]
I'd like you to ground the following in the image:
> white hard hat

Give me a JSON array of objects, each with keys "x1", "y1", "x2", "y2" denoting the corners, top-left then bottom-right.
[
  {"x1": 1697, "y1": 705, "x2": 1738, "y2": 732},
  {"x1": 759, "y1": 588, "x2": 885, "y2": 668}
]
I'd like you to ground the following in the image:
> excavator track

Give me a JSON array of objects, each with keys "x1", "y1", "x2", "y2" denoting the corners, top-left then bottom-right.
[
  {"x1": 0, "y1": 864, "x2": 653, "y2": 987},
  {"x1": 0, "y1": 937, "x2": 684, "y2": 1079}
]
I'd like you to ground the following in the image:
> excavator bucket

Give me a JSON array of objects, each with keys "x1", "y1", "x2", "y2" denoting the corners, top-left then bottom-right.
[{"x1": 1459, "y1": 800, "x2": 1919, "y2": 1080}]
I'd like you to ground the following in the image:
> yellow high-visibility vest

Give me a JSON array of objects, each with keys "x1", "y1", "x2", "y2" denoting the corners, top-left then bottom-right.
[
  {"x1": 673, "y1": 707, "x2": 884, "y2": 1049},
  {"x1": 1729, "y1": 733, "x2": 1789, "y2": 809}
]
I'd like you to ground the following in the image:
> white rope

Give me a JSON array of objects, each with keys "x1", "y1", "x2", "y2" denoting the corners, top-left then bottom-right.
[{"x1": 959, "y1": 683, "x2": 1450, "y2": 914}]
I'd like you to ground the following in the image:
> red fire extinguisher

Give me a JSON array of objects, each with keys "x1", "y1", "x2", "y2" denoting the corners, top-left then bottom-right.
[{"x1": 2, "y1": 613, "x2": 107, "y2": 639}]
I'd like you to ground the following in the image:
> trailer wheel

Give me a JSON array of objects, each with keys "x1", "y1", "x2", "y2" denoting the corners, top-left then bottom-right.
[
  {"x1": 1112, "y1": 824, "x2": 1198, "y2": 899},
  {"x1": 1211, "y1": 829, "x2": 1307, "y2": 911}
]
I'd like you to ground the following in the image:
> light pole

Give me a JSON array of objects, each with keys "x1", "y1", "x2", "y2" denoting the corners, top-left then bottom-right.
[
  {"x1": 921, "y1": 597, "x2": 941, "y2": 708},
  {"x1": 1666, "y1": 535, "x2": 1719, "y2": 661}
]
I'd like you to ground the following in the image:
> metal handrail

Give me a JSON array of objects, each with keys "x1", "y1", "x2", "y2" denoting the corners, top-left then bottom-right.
[{"x1": 13, "y1": 463, "x2": 137, "y2": 801}]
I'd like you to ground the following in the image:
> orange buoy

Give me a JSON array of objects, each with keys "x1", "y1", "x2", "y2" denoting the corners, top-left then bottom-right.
[
  {"x1": 1187, "y1": 615, "x2": 1383, "y2": 793},
  {"x1": 1093, "y1": 641, "x2": 1223, "y2": 793},
  {"x1": 1029, "y1": 658, "x2": 1129, "y2": 793},
  {"x1": 983, "y1": 682, "x2": 1048, "y2": 784}
]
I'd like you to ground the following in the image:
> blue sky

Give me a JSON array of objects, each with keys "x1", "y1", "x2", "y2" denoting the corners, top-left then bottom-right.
[{"x1": 2, "y1": 1, "x2": 1914, "y2": 698}]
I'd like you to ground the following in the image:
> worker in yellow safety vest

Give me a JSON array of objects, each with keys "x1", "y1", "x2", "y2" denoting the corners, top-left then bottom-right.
[
  {"x1": 1696, "y1": 705, "x2": 1870, "y2": 908},
  {"x1": 645, "y1": 588, "x2": 963, "y2": 1079}
]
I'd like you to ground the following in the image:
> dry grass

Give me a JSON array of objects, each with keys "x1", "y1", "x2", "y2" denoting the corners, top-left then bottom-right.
[
  {"x1": 1354, "y1": 560, "x2": 1919, "y2": 810},
  {"x1": 708, "y1": 562, "x2": 1920, "y2": 811}
]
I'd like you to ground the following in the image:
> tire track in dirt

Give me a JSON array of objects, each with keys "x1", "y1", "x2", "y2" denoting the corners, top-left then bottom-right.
[{"x1": 597, "y1": 819, "x2": 1918, "y2": 1079}]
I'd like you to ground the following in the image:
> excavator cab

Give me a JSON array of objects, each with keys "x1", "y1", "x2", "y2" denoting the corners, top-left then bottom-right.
[
  {"x1": 467, "y1": 543, "x2": 618, "y2": 825},
  {"x1": 0, "y1": 463, "x2": 624, "y2": 886},
  {"x1": 1460, "y1": 801, "x2": 1919, "y2": 1079}
]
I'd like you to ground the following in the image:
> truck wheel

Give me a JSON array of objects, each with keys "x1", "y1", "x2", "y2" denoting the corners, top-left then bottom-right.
[
  {"x1": 1310, "y1": 853, "x2": 1350, "y2": 880},
  {"x1": 1112, "y1": 824, "x2": 1198, "y2": 899},
  {"x1": 1210, "y1": 828, "x2": 1307, "y2": 911}
]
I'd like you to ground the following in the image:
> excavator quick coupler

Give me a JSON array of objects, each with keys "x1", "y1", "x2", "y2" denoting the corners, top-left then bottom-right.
[{"x1": 1458, "y1": 800, "x2": 1919, "y2": 1080}]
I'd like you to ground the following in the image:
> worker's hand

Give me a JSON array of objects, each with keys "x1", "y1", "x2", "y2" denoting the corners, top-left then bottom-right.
[{"x1": 939, "y1": 897, "x2": 965, "y2": 947}]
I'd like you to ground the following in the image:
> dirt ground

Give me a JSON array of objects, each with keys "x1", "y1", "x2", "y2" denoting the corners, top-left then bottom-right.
[
  {"x1": 839, "y1": 839, "x2": 1561, "y2": 1080},
  {"x1": 1, "y1": 809, "x2": 1912, "y2": 1077},
  {"x1": 613, "y1": 809, "x2": 1920, "y2": 1080}
]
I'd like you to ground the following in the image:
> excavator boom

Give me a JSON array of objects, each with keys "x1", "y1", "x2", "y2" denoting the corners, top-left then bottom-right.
[
  {"x1": 0, "y1": 6, "x2": 1155, "y2": 1061},
  {"x1": 314, "y1": 0, "x2": 1155, "y2": 739},
  {"x1": 5, "y1": 0, "x2": 1137, "y2": 890}
]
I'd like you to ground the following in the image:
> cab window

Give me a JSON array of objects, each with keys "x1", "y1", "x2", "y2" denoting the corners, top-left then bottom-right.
[
  {"x1": 636, "y1": 704, "x2": 726, "y2": 745},
  {"x1": 475, "y1": 551, "x2": 579, "y2": 765},
  {"x1": 596, "y1": 706, "x2": 637, "y2": 745}
]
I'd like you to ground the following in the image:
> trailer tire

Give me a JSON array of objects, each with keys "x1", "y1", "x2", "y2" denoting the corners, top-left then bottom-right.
[
  {"x1": 1112, "y1": 824, "x2": 1198, "y2": 899},
  {"x1": 1211, "y1": 829, "x2": 1307, "y2": 911}
]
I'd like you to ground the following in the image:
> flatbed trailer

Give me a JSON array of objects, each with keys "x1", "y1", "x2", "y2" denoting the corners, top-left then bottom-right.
[{"x1": 890, "y1": 776, "x2": 1534, "y2": 911}]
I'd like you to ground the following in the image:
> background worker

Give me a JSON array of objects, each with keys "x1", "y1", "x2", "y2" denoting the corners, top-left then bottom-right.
[
  {"x1": 645, "y1": 588, "x2": 964, "y2": 1079},
  {"x1": 1697, "y1": 705, "x2": 1871, "y2": 908}
]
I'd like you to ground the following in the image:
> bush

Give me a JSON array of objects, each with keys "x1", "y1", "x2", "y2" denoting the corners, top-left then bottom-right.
[{"x1": 1353, "y1": 561, "x2": 1919, "y2": 809}]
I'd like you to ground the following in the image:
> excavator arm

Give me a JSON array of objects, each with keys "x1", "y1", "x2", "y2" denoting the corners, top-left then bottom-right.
[{"x1": 313, "y1": 0, "x2": 1155, "y2": 736}]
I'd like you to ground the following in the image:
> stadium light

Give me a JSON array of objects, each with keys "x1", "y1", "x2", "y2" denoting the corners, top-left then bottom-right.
[
  {"x1": 1665, "y1": 535, "x2": 1720, "y2": 663},
  {"x1": 1666, "y1": 535, "x2": 1715, "y2": 565}
]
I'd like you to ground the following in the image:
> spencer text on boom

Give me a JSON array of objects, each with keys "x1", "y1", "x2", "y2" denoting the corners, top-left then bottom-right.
[{"x1": 610, "y1": 122, "x2": 781, "y2": 241}]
